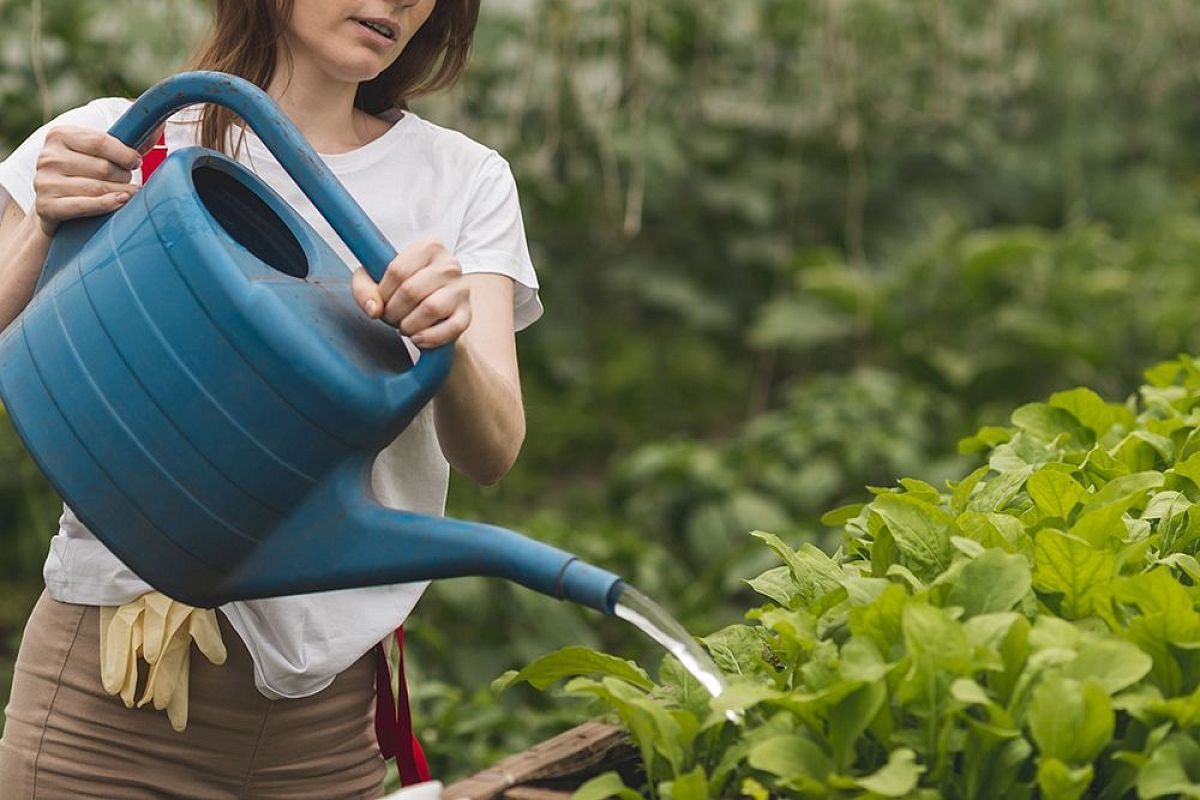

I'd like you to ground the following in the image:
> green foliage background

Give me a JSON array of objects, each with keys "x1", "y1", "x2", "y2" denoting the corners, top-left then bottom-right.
[{"x1": 3, "y1": 0, "x2": 1200, "y2": 787}]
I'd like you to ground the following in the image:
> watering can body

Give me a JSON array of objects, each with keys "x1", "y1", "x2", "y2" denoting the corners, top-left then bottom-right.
[{"x1": 0, "y1": 72, "x2": 622, "y2": 613}]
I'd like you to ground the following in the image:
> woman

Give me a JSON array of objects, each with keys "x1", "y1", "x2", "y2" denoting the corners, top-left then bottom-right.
[{"x1": 0, "y1": 1, "x2": 538, "y2": 796}]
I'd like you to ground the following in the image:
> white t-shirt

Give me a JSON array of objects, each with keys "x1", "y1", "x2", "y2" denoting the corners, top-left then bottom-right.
[{"x1": 0, "y1": 97, "x2": 542, "y2": 699}]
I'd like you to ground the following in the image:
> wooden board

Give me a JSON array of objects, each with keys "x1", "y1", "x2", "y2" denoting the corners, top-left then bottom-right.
[
  {"x1": 443, "y1": 722, "x2": 636, "y2": 800},
  {"x1": 500, "y1": 788, "x2": 574, "y2": 800}
]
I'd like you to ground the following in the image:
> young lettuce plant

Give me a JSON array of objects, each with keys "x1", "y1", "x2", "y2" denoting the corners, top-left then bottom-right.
[{"x1": 498, "y1": 355, "x2": 1200, "y2": 799}]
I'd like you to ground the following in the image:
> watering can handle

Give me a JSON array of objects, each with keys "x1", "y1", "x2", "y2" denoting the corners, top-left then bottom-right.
[{"x1": 107, "y1": 71, "x2": 453, "y2": 376}]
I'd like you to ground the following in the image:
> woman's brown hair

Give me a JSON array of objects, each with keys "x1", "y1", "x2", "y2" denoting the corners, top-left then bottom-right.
[{"x1": 185, "y1": 0, "x2": 480, "y2": 153}]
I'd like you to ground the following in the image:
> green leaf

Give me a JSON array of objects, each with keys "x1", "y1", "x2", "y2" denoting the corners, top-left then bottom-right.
[
  {"x1": 1116, "y1": 572, "x2": 1200, "y2": 691},
  {"x1": 848, "y1": 584, "x2": 909, "y2": 659},
  {"x1": 902, "y1": 604, "x2": 973, "y2": 692},
  {"x1": 750, "y1": 531, "x2": 844, "y2": 602},
  {"x1": 1116, "y1": 568, "x2": 1198, "y2": 623},
  {"x1": 854, "y1": 747, "x2": 925, "y2": 796},
  {"x1": 1171, "y1": 453, "x2": 1200, "y2": 490},
  {"x1": 871, "y1": 493, "x2": 957, "y2": 579},
  {"x1": 752, "y1": 607, "x2": 817, "y2": 652},
  {"x1": 970, "y1": 466, "x2": 1034, "y2": 513},
  {"x1": 702, "y1": 625, "x2": 775, "y2": 677},
  {"x1": 957, "y1": 511, "x2": 1024, "y2": 550},
  {"x1": 838, "y1": 639, "x2": 890, "y2": 688},
  {"x1": 1070, "y1": 471, "x2": 1164, "y2": 547},
  {"x1": 950, "y1": 677, "x2": 993, "y2": 707},
  {"x1": 944, "y1": 548, "x2": 1032, "y2": 617},
  {"x1": 1027, "y1": 469, "x2": 1088, "y2": 520},
  {"x1": 571, "y1": 771, "x2": 645, "y2": 800},
  {"x1": 1060, "y1": 636, "x2": 1153, "y2": 696},
  {"x1": 821, "y1": 503, "x2": 865, "y2": 527},
  {"x1": 950, "y1": 535, "x2": 986, "y2": 558},
  {"x1": 1028, "y1": 675, "x2": 1113, "y2": 764},
  {"x1": 659, "y1": 655, "x2": 708, "y2": 714},
  {"x1": 745, "y1": 566, "x2": 798, "y2": 607},
  {"x1": 492, "y1": 646, "x2": 654, "y2": 693},
  {"x1": 664, "y1": 766, "x2": 708, "y2": 800},
  {"x1": 1083, "y1": 445, "x2": 1132, "y2": 483},
  {"x1": 963, "y1": 612, "x2": 1022, "y2": 672},
  {"x1": 1049, "y1": 387, "x2": 1135, "y2": 437},
  {"x1": 1036, "y1": 757, "x2": 1094, "y2": 800},
  {"x1": 950, "y1": 465, "x2": 991, "y2": 515},
  {"x1": 1143, "y1": 491, "x2": 1193, "y2": 549},
  {"x1": 828, "y1": 680, "x2": 887, "y2": 770},
  {"x1": 709, "y1": 681, "x2": 784, "y2": 718},
  {"x1": 1011, "y1": 402, "x2": 1092, "y2": 446},
  {"x1": 1138, "y1": 734, "x2": 1200, "y2": 798},
  {"x1": 1032, "y1": 530, "x2": 1117, "y2": 621},
  {"x1": 1156, "y1": 553, "x2": 1200, "y2": 584},
  {"x1": 899, "y1": 478, "x2": 942, "y2": 505},
  {"x1": 1148, "y1": 684, "x2": 1200, "y2": 728},
  {"x1": 886, "y1": 563, "x2": 926, "y2": 591},
  {"x1": 566, "y1": 677, "x2": 690, "y2": 775},
  {"x1": 747, "y1": 734, "x2": 832, "y2": 788},
  {"x1": 1111, "y1": 431, "x2": 1174, "y2": 471},
  {"x1": 959, "y1": 426, "x2": 1012, "y2": 455},
  {"x1": 738, "y1": 778, "x2": 770, "y2": 800},
  {"x1": 1145, "y1": 360, "x2": 1185, "y2": 388}
]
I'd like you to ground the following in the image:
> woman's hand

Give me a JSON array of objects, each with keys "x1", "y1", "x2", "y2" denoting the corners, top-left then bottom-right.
[
  {"x1": 350, "y1": 238, "x2": 472, "y2": 348},
  {"x1": 32, "y1": 126, "x2": 143, "y2": 237}
]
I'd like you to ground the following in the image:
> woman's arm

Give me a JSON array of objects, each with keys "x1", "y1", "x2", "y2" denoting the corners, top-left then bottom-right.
[
  {"x1": 432, "y1": 273, "x2": 524, "y2": 486},
  {"x1": 351, "y1": 243, "x2": 526, "y2": 486},
  {"x1": 0, "y1": 126, "x2": 142, "y2": 332},
  {"x1": 0, "y1": 203, "x2": 51, "y2": 332}
]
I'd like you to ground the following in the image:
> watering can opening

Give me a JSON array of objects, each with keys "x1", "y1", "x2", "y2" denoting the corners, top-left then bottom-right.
[{"x1": 193, "y1": 164, "x2": 309, "y2": 280}]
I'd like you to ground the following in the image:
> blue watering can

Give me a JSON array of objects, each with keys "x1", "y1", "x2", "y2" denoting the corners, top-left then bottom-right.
[{"x1": 0, "y1": 72, "x2": 624, "y2": 614}]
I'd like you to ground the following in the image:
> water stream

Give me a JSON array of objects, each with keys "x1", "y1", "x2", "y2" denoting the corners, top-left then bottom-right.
[{"x1": 614, "y1": 584, "x2": 738, "y2": 720}]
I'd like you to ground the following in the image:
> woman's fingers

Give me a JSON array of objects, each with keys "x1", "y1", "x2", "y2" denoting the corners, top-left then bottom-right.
[
  {"x1": 40, "y1": 145, "x2": 135, "y2": 183},
  {"x1": 53, "y1": 192, "x2": 133, "y2": 212},
  {"x1": 400, "y1": 283, "x2": 471, "y2": 341},
  {"x1": 34, "y1": 126, "x2": 142, "y2": 235},
  {"x1": 34, "y1": 173, "x2": 139, "y2": 199},
  {"x1": 381, "y1": 250, "x2": 461, "y2": 326},
  {"x1": 350, "y1": 267, "x2": 384, "y2": 318},
  {"x1": 409, "y1": 302, "x2": 472, "y2": 348},
  {"x1": 34, "y1": 190, "x2": 133, "y2": 234},
  {"x1": 354, "y1": 238, "x2": 472, "y2": 346},
  {"x1": 64, "y1": 151, "x2": 135, "y2": 183},
  {"x1": 57, "y1": 126, "x2": 142, "y2": 171},
  {"x1": 376, "y1": 238, "x2": 444, "y2": 301}
]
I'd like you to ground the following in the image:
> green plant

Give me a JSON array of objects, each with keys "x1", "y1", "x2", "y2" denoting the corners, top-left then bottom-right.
[{"x1": 501, "y1": 355, "x2": 1200, "y2": 798}]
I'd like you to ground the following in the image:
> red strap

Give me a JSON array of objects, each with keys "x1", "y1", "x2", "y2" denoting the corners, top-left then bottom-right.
[
  {"x1": 140, "y1": 132, "x2": 168, "y2": 181},
  {"x1": 375, "y1": 626, "x2": 431, "y2": 785}
]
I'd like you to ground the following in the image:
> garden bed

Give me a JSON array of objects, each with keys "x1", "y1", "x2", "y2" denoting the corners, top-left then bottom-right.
[{"x1": 443, "y1": 722, "x2": 637, "y2": 800}]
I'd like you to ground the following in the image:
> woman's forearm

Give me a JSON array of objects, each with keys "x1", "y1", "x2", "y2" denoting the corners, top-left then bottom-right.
[
  {"x1": 0, "y1": 205, "x2": 52, "y2": 333},
  {"x1": 433, "y1": 335, "x2": 526, "y2": 486}
]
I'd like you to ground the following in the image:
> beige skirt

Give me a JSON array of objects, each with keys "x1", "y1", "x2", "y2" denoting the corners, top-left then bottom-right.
[{"x1": 0, "y1": 590, "x2": 387, "y2": 799}]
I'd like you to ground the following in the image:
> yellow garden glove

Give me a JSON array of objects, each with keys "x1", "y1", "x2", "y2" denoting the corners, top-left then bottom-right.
[{"x1": 99, "y1": 592, "x2": 227, "y2": 731}]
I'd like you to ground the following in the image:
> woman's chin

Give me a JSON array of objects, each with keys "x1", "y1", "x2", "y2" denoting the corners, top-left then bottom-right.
[{"x1": 324, "y1": 59, "x2": 395, "y2": 86}]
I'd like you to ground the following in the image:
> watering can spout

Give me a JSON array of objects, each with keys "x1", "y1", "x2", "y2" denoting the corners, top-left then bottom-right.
[{"x1": 218, "y1": 460, "x2": 626, "y2": 615}]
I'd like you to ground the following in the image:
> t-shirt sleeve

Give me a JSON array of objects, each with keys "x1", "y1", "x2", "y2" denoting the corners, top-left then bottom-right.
[
  {"x1": 0, "y1": 99, "x2": 125, "y2": 217},
  {"x1": 454, "y1": 153, "x2": 542, "y2": 331}
]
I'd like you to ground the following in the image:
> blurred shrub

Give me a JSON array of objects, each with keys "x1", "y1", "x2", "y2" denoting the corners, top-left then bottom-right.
[{"x1": 5, "y1": 0, "x2": 1200, "y2": 781}]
